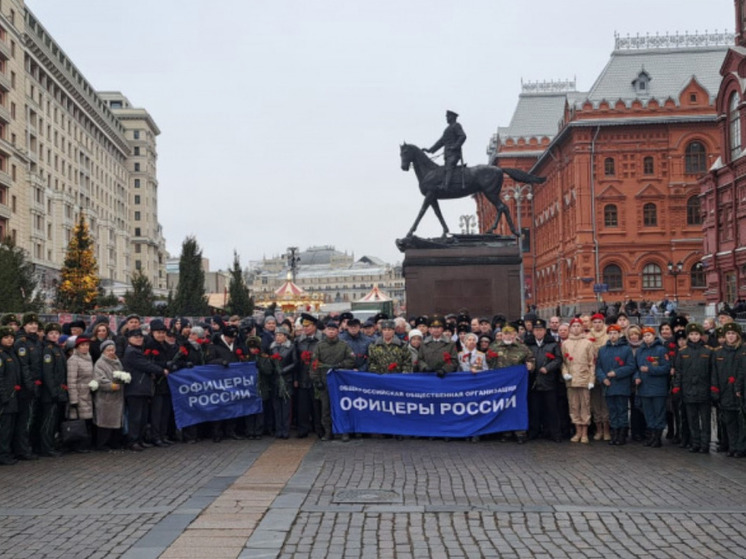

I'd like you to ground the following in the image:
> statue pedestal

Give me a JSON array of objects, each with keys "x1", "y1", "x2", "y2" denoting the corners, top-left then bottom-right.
[{"x1": 400, "y1": 235, "x2": 521, "y2": 318}]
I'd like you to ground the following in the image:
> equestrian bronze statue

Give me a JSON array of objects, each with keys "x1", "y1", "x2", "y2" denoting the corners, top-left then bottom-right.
[{"x1": 399, "y1": 142, "x2": 545, "y2": 238}]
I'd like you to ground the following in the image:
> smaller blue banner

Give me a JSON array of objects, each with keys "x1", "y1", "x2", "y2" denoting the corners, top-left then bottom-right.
[
  {"x1": 167, "y1": 361, "x2": 263, "y2": 429},
  {"x1": 327, "y1": 366, "x2": 528, "y2": 437}
]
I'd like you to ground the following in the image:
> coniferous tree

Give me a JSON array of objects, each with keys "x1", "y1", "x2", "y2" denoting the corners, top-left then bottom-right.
[
  {"x1": 57, "y1": 215, "x2": 100, "y2": 313},
  {"x1": 124, "y1": 271, "x2": 156, "y2": 316},
  {"x1": 227, "y1": 250, "x2": 253, "y2": 316},
  {"x1": 0, "y1": 237, "x2": 43, "y2": 312},
  {"x1": 172, "y1": 236, "x2": 209, "y2": 316}
]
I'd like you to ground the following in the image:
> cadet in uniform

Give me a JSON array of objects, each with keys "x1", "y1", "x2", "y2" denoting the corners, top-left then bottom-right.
[
  {"x1": 311, "y1": 321, "x2": 355, "y2": 441},
  {"x1": 13, "y1": 312, "x2": 43, "y2": 460},
  {"x1": 39, "y1": 323, "x2": 68, "y2": 457},
  {"x1": 0, "y1": 326, "x2": 21, "y2": 465},
  {"x1": 713, "y1": 323, "x2": 745, "y2": 457}
]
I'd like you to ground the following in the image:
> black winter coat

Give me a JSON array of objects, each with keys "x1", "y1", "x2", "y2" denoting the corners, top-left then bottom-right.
[
  {"x1": 123, "y1": 344, "x2": 163, "y2": 398},
  {"x1": 525, "y1": 335, "x2": 562, "y2": 391},
  {"x1": 0, "y1": 346, "x2": 21, "y2": 413},
  {"x1": 14, "y1": 331, "x2": 42, "y2": 399},
  {"x1": 673, "y1": 340, "x2": 714, "y2": 404},
  {"x1": 40, "y1": 342, "x2": 68, "y2": 404}
]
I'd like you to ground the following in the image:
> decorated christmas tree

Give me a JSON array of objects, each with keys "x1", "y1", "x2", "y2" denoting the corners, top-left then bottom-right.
[{"x1": 57, "y1": 215, "x2": 100, "y2": 313}]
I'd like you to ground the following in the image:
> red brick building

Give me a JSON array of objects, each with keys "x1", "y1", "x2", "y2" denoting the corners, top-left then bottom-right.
[
  {"x1": 480, "y1": 33, "x2": 730, "y2": 315},
  {"x1": 699, "y1": 1, "x2": 746, "y2": 310}
]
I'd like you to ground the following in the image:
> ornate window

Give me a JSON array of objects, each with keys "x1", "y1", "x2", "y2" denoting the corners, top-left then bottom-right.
[
  {"x1": 604, "y1": 204, "x2": 618, "y2": 227},
  {"x1": 603, "y1": 264, "x2": 623, "y2": 291},
  {"x1": 643, "y1": 156, "x2": 654, "y2": 174},
  {"x1": 729, "y1": 92, "x2": 742, "y2": 160},
  {"x1": 686, "y1": 196, "x2": 702, "y2": 225},
  {"x1": 604, "y1": 157, "x2": 615, "y2": 176},
  {"x1": 642, "y1": 263, "x2": 662, "y2": 289},
  {"x1": 643, "y1": 203, "x2": 657, "y2": 226},
  {"x1": 685, "y1": 141, "x2": 707, "y2": 173},
  {"x1": 690, "y1": 263, "x2": 705, "y2": 289}
]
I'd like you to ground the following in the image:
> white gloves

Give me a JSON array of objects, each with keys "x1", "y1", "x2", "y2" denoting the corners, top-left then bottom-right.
[
  {"x1": 88, "y1": 379, "x2": 99, "y2": 392},
  {"x1": 563, "y1": 374, "x2": 572, "y2": 381},
  {"x1": 588, "y1": 383, "x2": 594, "y2": 390}
]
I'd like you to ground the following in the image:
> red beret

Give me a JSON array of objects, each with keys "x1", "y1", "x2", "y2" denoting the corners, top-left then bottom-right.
[
  {"x1": 570, "y1": 318, "x2": 583, "y2": 326},
  {"x1": 591, "y1": 313, "x2": 605, "y2": 322}
]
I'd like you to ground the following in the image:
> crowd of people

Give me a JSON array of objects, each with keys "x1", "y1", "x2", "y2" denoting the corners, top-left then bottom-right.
[{"x1": 0, "y1": 306, "x2": 744, "y2": 465}]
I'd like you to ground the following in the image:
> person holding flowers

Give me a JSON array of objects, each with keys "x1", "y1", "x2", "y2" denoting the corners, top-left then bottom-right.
[
  {"x1": 560, "y1": 318, "x2": 595, "y2": 444},
  {"x1": 715, "y1": 322, "x2": 745, "y2": 457},
  {"x1": 369, "y1": 320, "x2": 413, "y2": 375},
  {"x1": 458, "y1": 333, "x2": 488, "y2": 373},
  {"x1": 268, "y1": 326, "x2": 297, "y2": 439},
  {"x1": 595, "y1": 324, "x2": 634, "y2": 445},
  {"x1": 634, "y1": 326, "x2": 670, "y2": 448},
  {"x1": 92, "y1": 340, "x2": 127, "y2": 450}
]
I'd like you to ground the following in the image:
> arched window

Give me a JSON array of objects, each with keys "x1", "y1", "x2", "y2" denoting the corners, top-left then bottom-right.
[
  {"x1": 604, "y1": 204, "x2": 618, "y2": 227},
  {"x1": 642, "y1": 263, "x2": 662, "y2": 289},
  {"x1": 690, "y1": 263, "x2": 706, "y2": 289},
  {"x1": 643, "y1": 156, "x2": 654, "y2": 174},
  {"x1": 643, "y1": 203, "x2": 657, "y2": 226},
  {"x1": 686, "y1": 196, "x2": 702, "y2": 225},
  {"x1": 604, "y1": 157, "x2": 615, "y2": 176},
  {"x1": 603, "y1": 264, "x2": 623, "y2": 291},
  {"x1": 729, "y1": 92, "x2": 742, "y2": 160},
  {"x1": 685, "y1": 141, "x2": 707, "y2": 174}
]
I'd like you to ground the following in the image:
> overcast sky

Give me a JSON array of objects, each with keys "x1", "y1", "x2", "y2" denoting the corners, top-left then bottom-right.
[{"x1": 29, "y1": 0, "x2": 733, "y2": 270}]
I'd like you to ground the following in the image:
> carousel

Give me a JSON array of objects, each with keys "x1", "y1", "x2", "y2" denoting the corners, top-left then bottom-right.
[{"x1": 256, "y1": 274, "x2": 322, "y2": 313}]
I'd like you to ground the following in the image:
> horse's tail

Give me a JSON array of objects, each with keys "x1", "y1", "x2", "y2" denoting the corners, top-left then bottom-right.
[{"x1": 503, "y1": 168, "x2": 546, "y2": 184}]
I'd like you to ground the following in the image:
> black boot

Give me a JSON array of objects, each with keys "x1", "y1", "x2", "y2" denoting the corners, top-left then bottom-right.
[
  {"x1": 651, "y1": 429, "x2": 662, "y2": 448},
  {"x1": 643, "y1": 430, "x2": 654, "y2": 447},
  {"x1": 617, "y1": 429, "x2": 627, "y2": 446}
]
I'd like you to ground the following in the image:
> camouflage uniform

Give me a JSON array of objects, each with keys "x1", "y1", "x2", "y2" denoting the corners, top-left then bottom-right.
[
  {"x1": 368, "y1": 337, "x2": 413, "y2": 374},
  {"x1": 486, "y1": 339, "x2": 534, "y2": 441},
  {"x1": 311, "y1": 338, "x2": 355, "y2": 439}
]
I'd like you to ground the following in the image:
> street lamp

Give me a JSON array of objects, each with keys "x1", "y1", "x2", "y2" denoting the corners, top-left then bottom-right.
[
  {"x1": 504, "y1": 184, "x2": 533, "y2": 317},
  {"x1": 287, "y1": 247, "x2": 300, "y2": 283},
  {"x1": 459, "y1": 214, "x2": 476, "y2": 234},
  {"x1": 667, "y1": 260, "x2": 684, "y2": 302}
]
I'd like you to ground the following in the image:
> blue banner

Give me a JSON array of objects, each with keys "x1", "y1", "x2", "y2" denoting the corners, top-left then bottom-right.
[
  {"x1": 167, "y1": 362, "x2": 263, "y2": 429},
  {"x1": 327, "y1": 366, "x2": 528, "y2": 437}
]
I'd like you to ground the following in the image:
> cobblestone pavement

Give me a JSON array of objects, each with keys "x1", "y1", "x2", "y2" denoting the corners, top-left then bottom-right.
[{"x1": 2, "y1": 436, "x2": 746, "y2": 558}]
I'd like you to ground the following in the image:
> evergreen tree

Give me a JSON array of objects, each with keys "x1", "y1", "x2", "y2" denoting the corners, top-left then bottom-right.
[
  {"x1": 227, "y1": 250, "x2": 254, "y2": 316},
  {"x1": 0, "y1": 237, "x2": 43, "y2": 312},
  {"x1": 172, "y1": 236, "x2": 209, "y2": 316},
  {"x1": 124, "y1": 271, "x2": 156, "y2": 316},
  {"x1": 57, "y1": 215, "x2": 100, "y2": 313}
]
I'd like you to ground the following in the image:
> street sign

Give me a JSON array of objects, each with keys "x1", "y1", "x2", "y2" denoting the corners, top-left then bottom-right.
[{"x1": 593, "y1": 283, "x2": 609, "y2": 293}]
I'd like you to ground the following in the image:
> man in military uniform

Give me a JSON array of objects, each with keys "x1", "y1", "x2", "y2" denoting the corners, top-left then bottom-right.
[
  {"x1": 13, "y1": 312, "x2": 43, "y2": 460},
  {"x1": 340, "y1": 318, "x2": 372, "y2": 371},
  {"x1": 295, "y1": 313, "x2": 323, "y2": 438},
  {"x1": 0, "y1": 326, "x2": 21, "y2": 465},
  {"x1": 417, "y1": 315, "x2": 458, "y2": 376},
  {"x1": 39, "y1": 323, "x2": 68, "y2": 457},
  {"x1": 1, "y1": 313, "x2": 20, "y2": 333},
  {"x1": 311, "y1": 321, "x2": 355, "y2": 441},
  {"x1": 423, "y1": 110, "x2": 467, "y2": 190},
  {"x1": 486, "y1": 324, "x2": 535, "y2": 443},
  {"x1": 368, "y1": 320, "x2": 413, "y2": 374}
]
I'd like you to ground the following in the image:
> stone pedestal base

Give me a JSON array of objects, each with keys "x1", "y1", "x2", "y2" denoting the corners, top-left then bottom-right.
[{"x1": 400, "y1": 235, "x2": 521, "y2": 318}]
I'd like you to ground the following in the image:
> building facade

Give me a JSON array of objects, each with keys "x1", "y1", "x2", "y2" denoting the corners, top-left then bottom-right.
[
  {"x1": 480, "y1": 32, "x2": 730, "y2": 315},
  {"x1": 249, "y1": 246, "x2": 405, "y2": 310},
  {"x1": 0, "y1": 2, "x2": 166, "y2": 302},
  {"x1": 699, "y1": 0, "x2": 746, "y2": 310}
]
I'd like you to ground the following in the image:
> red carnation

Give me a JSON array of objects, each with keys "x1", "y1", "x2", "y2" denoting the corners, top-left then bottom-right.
[
  {"x1": 647, "y1": 356, "x2": 655, "y2": 362},
  {"x1": 14, "y1": 385, "x2": 21, "y2": 391},
  {"x1": 564, "y1": 353, "x2": 570, "y2": 358},
  {"x1": 588, "y1": 337, "x2": 596, "y2": 342},
  {"x1": 711, "y1": 386, "x2": 720, "y2": 393},
  {"x1": 144, "y1": 349, "x2": 152, "y2": 356},
  {"x1": 235, "y1": 349, "x2": 243, "y2": 356},
  {"x1": 271, "y1": 353, "x2": 282, "y2": 361},
  {"x1": 34, "y1": 380, "x2": 42, "y2": 386},
  {"x1": 668, "y1": 343, "x2": 676, "y2": 349},
  {"x1": 442, "y1": 352, "x2": 452, "y2": 364},
  {"x1": 61, "y1": 384, "x2": 68, "y2": 391},
  {"x1": 179, "y1": 346, "x2": 189, "y2": 356},
  {"x1": 312, "y1": 359, "x2": 319, "y2": 370},
  {"x1": 668, "y1": 351, "x2": 675, "y2": 357},
  {"x1": 301, "y1": 350, "x2": 312, "y2": 364},
  {"x1": 487, "y1": 350, "x2": 499, "y2": 359},
  {"x1": 250, "y1": 347, "x2": 260, "y2": 355},
  {"x1": 728, "y1": 376, "x2": 736, "y2": 384},
  {"x1": 151, "y1": 349, "x2": 160, "y2": 356},
  {"x1": 672, "y1": 387, "x2": 681, "y2": 394},
  {"x1": 462, "y1": 354, "x2": 470, "y2": 362},
  {"x1": 568, "y1": 356, "x2": 574, "y2": 361},
  {"x1": 388, "y1": 363, "x2": 398, "y2": 372},
  {"x1": 545, "y1": 353, "x2": 555, "y2": 359}
]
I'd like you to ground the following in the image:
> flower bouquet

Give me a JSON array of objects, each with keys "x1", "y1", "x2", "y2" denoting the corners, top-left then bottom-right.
[
  {"x1": 113, "y1": 371, "x2": 132, "y2": 384},
  {"x1": 88, "y1": 379, "x2": 99, "y2": 392}
]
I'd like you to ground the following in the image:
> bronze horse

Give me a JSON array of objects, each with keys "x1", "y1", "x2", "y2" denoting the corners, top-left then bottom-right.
[{"x1": 399, "y1": 143, "x2": 545, "y2": 237}]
